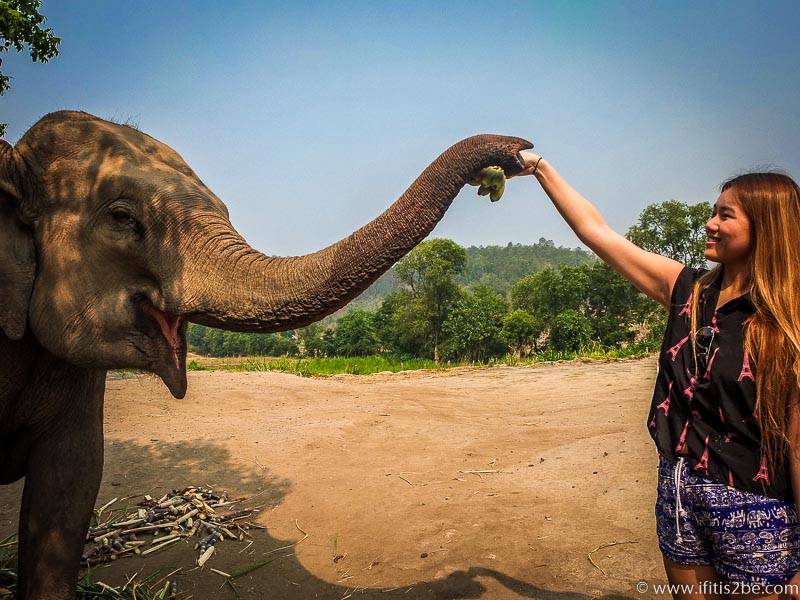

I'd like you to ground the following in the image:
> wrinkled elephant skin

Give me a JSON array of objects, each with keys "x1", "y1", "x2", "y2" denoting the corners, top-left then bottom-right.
[{"x1": 0, "y1": 111, "x2": 531, "y2": 598}]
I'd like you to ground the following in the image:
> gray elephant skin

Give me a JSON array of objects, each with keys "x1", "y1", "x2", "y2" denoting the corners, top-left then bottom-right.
[{"x1": 0, "y1": 110, "x2": 530, "y2": 598}]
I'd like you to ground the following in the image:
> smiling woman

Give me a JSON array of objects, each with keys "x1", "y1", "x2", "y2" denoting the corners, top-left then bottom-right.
[
  {"x1": 694, "y1": 172, "x2": 800, "y2": 473},
  {"x1": 703, "y1": 188, "x2": 753, "y2": 270},
  {"x1": 515, "y1": 150, "x2": 800, "y2": 593}
]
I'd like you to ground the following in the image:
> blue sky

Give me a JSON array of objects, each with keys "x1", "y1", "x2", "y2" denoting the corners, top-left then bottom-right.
[{"x1": 3, "y1": 1, "x2": 799, "y2": 256}]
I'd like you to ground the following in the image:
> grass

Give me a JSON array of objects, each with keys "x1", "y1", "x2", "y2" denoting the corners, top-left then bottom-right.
[
  {"x1": 222, "y1": 355, "x2": 446, "y2": 377},
  {"x1": 188, "y1": 341, "x2": 658, "y2": 378},
  {"x1": 517, "y1": 339, "x2": 659, "y2": 364}
]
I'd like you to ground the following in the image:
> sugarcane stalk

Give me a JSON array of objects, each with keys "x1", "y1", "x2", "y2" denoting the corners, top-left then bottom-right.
[
  {"x1": 197, "y1": 545, "x2": 215, "y2": 567},
  {"x1": 118, "y1": 523, "x2": 178, "y2": 536},
  {"x1": 141, "y1": 536, "x2": 181, "y2": 556},
  {"x1": 216, "y1": 510, "x2": 253, "y2": 523},
  {"x1": 112, "y1": 517, "x2": 145, "y2": 528},
  {"x1": 157, "y1": 496, "x2": 183, "y2": 509},
  {"x1": 151, "y1": 532, "x2": 184, "y2": 546},
  {"x1": 175, "y1": 508, "x2": 199, "y2": 525}
]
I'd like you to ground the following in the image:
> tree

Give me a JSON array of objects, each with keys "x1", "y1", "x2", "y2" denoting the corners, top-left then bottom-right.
[
  {"x1": 187, "y1": 323, "x2": 208, "y2": 353},
  {"x1": 395, "y1": 239, "x2": 466, "y2": 362},
  {"x1": 247, "y1": 331, "x2": 298, "y2": 356},
  {"x1": 626, "y1": 200, "x2": 712, "y2": 267},
  {"x1": 321, "y1": 328, "x2": 337, "y2": 357},
  {"x1": 583, "y1": 262, "x2": 645, "y2": 347},
  {"x1": 373, "y1": 289, "x2": 402, "y2": 354},
  {"x1": 375, "y1": 289, "x2": 432, "y2": 357},
  {"x1": 297, "y1": 322, "x2": 327, "y2": 357},
  {"x1": 550, "y1": 309, "x2": 593, "y2": 353},
  {"x1": 501, "y1": 309, "x2": 544, "y2": 356},
  {"x1": 0, "y1": 1, "x2": 60, "y2": 136},
  {"x1": 186, "y1": 323, "x2": 299, "y2": 357},
  {"x1": 333, "y1": 309, "x2": 378, "y2": 357},
  {"x1": 222, "y1": 331, "x2": 250, "y2": 356},
  {"x1": 442, "y1": 284, "x2": 508, "y2": 362},
  {"x1": 510, "y1": 265, "x2": 589, "y2": 326},
  {"x1": 202, "y1": 327, "x2": 225, "y2": 356}
]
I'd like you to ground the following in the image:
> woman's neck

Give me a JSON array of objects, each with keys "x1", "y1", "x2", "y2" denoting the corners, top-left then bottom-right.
[{"x1": 717, "y1": 264, "x2": 751, "y2": 306}]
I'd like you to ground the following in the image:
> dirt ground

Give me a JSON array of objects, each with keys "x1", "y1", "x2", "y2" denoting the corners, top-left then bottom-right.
[{"x1": 0, "y1": 357, "x2": 670, "y2": 599}]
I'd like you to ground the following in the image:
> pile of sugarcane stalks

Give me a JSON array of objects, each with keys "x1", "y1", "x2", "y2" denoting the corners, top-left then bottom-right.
[
  {"x1": 0, "y1": 486, "x2": 266, "y2": 599},
  {"x1": 83, "y1": 486, "x2": 264, "y2": 569},
  {"x1": 1, "y1": 534, "x2": 180, "y2": 599}
]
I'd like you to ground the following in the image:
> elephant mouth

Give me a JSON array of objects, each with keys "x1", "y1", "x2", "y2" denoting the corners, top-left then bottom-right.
[
  {"x1": 140, "y1": 300, "x2": 183, "y2": 352},
  {"x1": 135, "y1": 294, "x2": 188, "y2": 398}
]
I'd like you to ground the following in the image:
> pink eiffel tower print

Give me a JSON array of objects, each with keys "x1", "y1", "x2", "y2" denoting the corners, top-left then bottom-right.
[
  {"x1": 668, "y1": 334, "x2": 691, "y2": 361},
  {"x1": 678, "y1": 293, "x2": 693, "y2": 317},
  {"x1": 695, "y1": 435, "x2": 710, "y2": 473},
  {"x1": 676, "y1": 419, "x2": 690, "y2": 453},
  {"x1": 753, "y1": 455, "x2": 770, "y2": 485},
  {"x1": 702, "y1": 347, "x2": 719, "y2": 381},
  {"x1": 684, "y1": 376, "x2": 696, "y2": 401},
  {"x1": 656, "y1": 382, "x2": 673, "y2": 416},
  {"x1": 728, "y1": 469, "x2": 734, "y2": 487},
  {"x1": 739, "y1": 352, "x2": 754, "y2": 382}
]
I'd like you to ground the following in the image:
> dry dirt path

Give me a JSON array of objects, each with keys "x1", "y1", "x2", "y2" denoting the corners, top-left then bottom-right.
[{"x1": 0, "y1": 357, "x2": 668, "y2": 599}]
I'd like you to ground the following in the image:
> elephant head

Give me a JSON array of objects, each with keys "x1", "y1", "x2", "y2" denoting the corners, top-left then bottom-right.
[{"x1": 0, "y1": 111, "x2": 531, "y2": 398}]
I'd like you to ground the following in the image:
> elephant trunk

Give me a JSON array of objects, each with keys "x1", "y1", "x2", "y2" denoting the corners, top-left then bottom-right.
[{"x1": 176, "y1": 134, "x2": 531, "y2": 332}]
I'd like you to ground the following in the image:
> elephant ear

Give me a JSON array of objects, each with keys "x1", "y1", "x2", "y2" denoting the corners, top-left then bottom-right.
[{"x1": 0, "y1": 139, "x2": 35, "y2": 340}]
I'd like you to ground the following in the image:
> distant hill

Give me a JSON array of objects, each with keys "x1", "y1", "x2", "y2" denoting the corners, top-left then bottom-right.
[
  {"x1": 459, "y1": 238, "x2": 595, "y2": 296},
  {"x1": 347, "y1": 238, "x2": 595, "y2": 309}
]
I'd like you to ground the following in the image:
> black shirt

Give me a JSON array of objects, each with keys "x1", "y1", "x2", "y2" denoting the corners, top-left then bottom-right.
[{"x1": 648, "y1": 267, "x2": 792, "y2": 500}]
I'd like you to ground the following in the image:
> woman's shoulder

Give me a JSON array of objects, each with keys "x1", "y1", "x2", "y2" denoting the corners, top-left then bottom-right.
[{"x1": 670, "y1": 266, "x2": 708, "y2": 304}]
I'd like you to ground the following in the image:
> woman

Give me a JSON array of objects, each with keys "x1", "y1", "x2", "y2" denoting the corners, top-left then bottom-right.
[{"x1": 514, "y1": 152, "x2": 800, "y2": 596}]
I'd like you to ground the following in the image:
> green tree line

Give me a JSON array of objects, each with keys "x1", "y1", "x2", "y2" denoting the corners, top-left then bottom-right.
[{"x1": 188, "y1": 199, "x2": 711, "y2": 362}]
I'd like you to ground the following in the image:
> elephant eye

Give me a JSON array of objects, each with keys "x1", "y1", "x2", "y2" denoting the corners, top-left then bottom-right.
[
  {"x1": 109, "y1": 207, "x2": 143, "y2": 237},
  {"x1": 112, "y1": 208, "x2": 132, "y2": 221}
]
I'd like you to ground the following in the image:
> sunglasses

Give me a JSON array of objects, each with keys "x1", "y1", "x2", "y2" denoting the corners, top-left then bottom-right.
[{"x1": 693, "y1": 326, "x2": 716, "y2": 370}]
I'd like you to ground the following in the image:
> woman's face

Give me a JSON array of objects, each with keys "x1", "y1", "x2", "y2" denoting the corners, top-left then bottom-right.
[{"x1": 705, "y1": 189, "x2": 753, "y2": 267}]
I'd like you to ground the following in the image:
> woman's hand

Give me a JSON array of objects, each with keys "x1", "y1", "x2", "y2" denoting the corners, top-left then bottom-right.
[{"x1": 508, "y1": 150, "x2": 542, "y2": 178}]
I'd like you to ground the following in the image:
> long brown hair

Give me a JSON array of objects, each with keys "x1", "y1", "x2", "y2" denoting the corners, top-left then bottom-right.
[{"x1": 691, "y1": 172, "x2": 800, "y2": 469}]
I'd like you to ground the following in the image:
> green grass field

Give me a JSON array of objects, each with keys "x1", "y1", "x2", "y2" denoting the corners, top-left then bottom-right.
[{"x1": 186, "y1": 341, "x2": 657, "y2": 377}]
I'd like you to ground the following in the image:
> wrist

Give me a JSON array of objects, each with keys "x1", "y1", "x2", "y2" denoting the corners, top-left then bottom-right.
[{"x1": 531, "y1": 157, "x2": 547, "y2": 181}]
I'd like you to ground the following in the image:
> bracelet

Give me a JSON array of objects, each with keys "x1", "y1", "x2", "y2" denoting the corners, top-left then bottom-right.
[{"x1": 532, "y1": 156, "x2": 543, "y2": 175}]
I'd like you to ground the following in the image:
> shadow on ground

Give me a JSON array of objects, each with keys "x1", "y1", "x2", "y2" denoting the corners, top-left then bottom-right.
[{"x1": 1, "y1": 439, "x2": 639, "y2": 600}]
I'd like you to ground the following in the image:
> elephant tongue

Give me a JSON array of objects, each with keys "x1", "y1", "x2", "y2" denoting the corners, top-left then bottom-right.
[{"x1": 142, "y1": 303, "x2": 183, "y2": 368}]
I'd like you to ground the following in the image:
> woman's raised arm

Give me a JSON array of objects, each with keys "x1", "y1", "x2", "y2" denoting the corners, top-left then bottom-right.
[{"x1": 516, "y1": 152, "x2": 685, "y2": 308}]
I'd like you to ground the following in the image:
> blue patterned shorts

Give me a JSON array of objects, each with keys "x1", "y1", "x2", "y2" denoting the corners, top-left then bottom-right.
[{"x1": 656, "y1": 456, "x2": 800, "y2": 584}]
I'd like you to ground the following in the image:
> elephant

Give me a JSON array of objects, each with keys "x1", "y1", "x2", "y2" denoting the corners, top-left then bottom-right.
[{"x1": 0, "y1": 110, "x2": 531, "y2": 599}]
